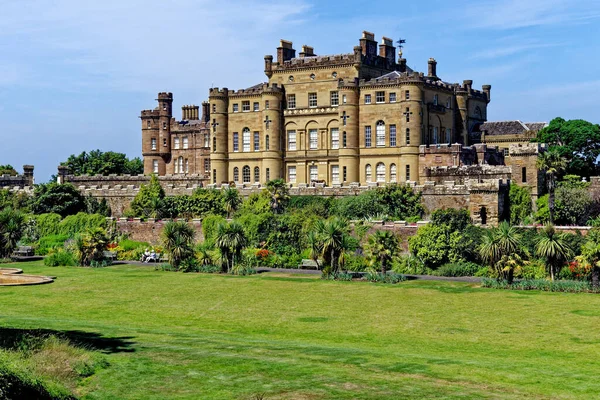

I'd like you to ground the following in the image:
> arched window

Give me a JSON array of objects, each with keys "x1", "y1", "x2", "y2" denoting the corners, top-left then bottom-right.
[
  {"x1": 376, "y1": 121, "x2": 385, "y2": 147},
  {"x1": 376, "y1": 162, "x2": 385, "y2": 182},
  {"x1": 254, "y1": 167, "x2": 260, "y2": 183},
  {"x1": 233, "y1": 167, "x2": 239, "y2": 183},
  {"x1": 213, "y1": 137, "x2": 217, "y2": 152},
  {"x1": 365, "y1": 164, "x2": 372, "y2": 182},
  {"x1": 243, "y1": 166, "x2": 251, "y2": 183},
  {"x1": 242, "y1": 128, "x2": 251, "y2": 152},
  {"x1": 266, "y1": 135, "x2": 270, "y2": 151},
  {"x1": 390, "y1": 164, "x2": 397, "y2": 182}
]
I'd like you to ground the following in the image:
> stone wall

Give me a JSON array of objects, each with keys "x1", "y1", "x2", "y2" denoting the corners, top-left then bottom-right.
[
  {"x1": 114, "y1": 218, "x2": 204, "y2": 244},
  {"x1": 0, "y1": 165, "x2": 34, "y2": 192}
]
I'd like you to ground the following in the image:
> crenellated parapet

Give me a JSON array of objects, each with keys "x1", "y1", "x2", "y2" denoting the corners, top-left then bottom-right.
[{"x1": 0, "y1": 165, "x2": 34, "y2": 192}]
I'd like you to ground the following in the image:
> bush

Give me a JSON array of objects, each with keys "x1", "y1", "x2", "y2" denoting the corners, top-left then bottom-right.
[
  {"x1": 202, "y1": 214, "x2": 227, "y2": 246},
  {"x1": 365, "y1": 271, "x2": 407, "y2": 284},
  {"x1": 37, "y1": 235, "x2": 71, "y2": 256},
  {"x1": 322, "y1": 272, "x2": 354, "y2": 281},
  {"x1": 198, "y1": 264, "x2": 221, "y2": 274},
  {"x1": 481, "y1": 278, "x2": 596, "y2": 293},
  {"x1": 333, "y1": 191, "x2": 385, "y2": 220},
  {"x1": 89, "y1": 259, "x2": 113, "y2": 268},
  {"x1": 433, "y1": 262, "x2": 483, "y2": 277},
  {"x1": 509, "y1": 183, "x2": 533, "y2": 225},
  {"x1": 44, "y1": 251, "x2": 77, "y2": 267},
  {"x1": 178, "y1": 257, "x2": 200, "y2": 273}
]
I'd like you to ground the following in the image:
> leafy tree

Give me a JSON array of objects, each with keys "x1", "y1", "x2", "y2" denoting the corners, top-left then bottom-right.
[
  {"x1": 334, "y1": 190, "x2": 385, "y2": 220},
  {"x1": 129, "y1": 175, "x2": 165, "y2": 218},
  {"x1": 30, "y1": 183, "x2": 86, "y2": 217},
  {"x1": 535, "y1": 118, "x2": 600, "y2": 178},
  {"x1": 509, "y1": 184, "x2": 533, "y2": 225},
  {"x1": 430, "y1": 209, "x2": 470, "y2": 231},
  {"x1": 0, "y1": 208, "x2": 25, "y2": 258},
  {"x1": 266, "y1": 179, "x2": 290, "y2": 214},
  {"x1": 310, "y1": 217, "x2": 356, "y2": 275},
  {"x1": 577, "y1": 228, "x2": 600, "y2": 289},
  {"x1": 85, "y1": 195, "x2": 111, "y2": 217},
  {"x1": 74, "y1": 227, "x2": 108, "y2": 266},
  {"x1": 478, "y1": 222, "x2": 527, "y2": 283},
  {"x1": 215, "y1": 221, "x2": 248, "y2": 273},
  {"x1": 536, "y1": 187, "x2": 597, "y2": 226},
  {"x1": 536, "y1": 150, "x2": 567, "y2": 224},
  {"x1": 366, "y1": 230, "x2": 399, "y2": 274},
  {"x1": 535, "y1": 224, "x2": 573, "y2": 281},
  {"x1": 162, "y1": 221, "x2": 196, "y2": 270},
  {"x1": 61, "y1": 150, "x2": 143, "y2": 176},
  {"x1": 222, "y1": 188, "x2": 241, "y2": 218},
  {"x1": 0, "y1": 165, "x2": 18, "y2": 176},
  {"x1": 0, "y1": 190, "x2": 31, "y2": 212},
  {"x1": 375, "y1": 184, "x2": 423, "y2": 220}
]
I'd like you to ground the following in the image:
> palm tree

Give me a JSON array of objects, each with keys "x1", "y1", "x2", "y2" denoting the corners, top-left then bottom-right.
[
  {"x1": 479, "y1": 222, "x2": 525, "y2": 283},
  {"x1": 306, "y1": 230, "x2": 323, "y2": 270},
  {"x1": 311, "y1": 217, "x2": 355, "y2": 275},
  {"x1": 162, "y1": 221, "x2": 195, "y2": 269},
  {"x1": 536, "y1": 150, "x2": 567, "y2": 224},
  {"x1": 535, "y1": 224, "x2": 573, "y2": 280},
  {"x1": 0, "y1": 208, "x2": 25, "y2": 258},
  {"x1": 75, "y1": 227, "x2": 109, "y2": 266},
  {"x1": 577, "y1": 241, "x2": 600, "y2": 289},
  {"x1": 366, "y1": 230, "x2": 399, "y2": 274},
  {"x1": 214, "y1": 221, "x2": 248, "y2": 273},
  {"x1": 222, "y1": 188, "x2": 241, "y2": 219}
]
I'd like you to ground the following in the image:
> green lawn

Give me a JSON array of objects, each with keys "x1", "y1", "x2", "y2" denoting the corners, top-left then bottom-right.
[{"x1": 1, "y1": 261, "x2": 600, "y2": 399}]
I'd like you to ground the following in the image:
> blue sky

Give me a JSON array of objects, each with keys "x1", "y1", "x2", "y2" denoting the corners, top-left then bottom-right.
[{"x1": 1, "y1": 0, "x2": 599, "y2": 181}]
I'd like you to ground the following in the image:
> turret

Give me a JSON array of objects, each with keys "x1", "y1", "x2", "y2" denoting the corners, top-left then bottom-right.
[
  {"x1": 208, "y1": 88, "x2": 229, "y2": 185},
  {"x1": 338, "y1": 79, "x2": 360, "y2": 184},
  {"x1": 427, "y1": 58, "x2": 438, "y2": 80},
  {"x1": 264, "y1": 55, "x2": 273, "y2": 79},
  {"x1": 57, "y1": 165, "x2": 69, "y2": 184},
  {"x1": 22, "y1": 165, "x2": 34, "y2": 186},
  {"x1": 482, "y1": 85, "x2": 491, "y2": 102},
  {"x1": 261, "y1": 84, "x2": 284, "y2": 182}
]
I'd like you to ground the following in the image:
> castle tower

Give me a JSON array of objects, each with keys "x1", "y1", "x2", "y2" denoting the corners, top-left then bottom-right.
[
  {"x1": 141, "y1": 92, "x2": 172, "y2": 175},
  {"x1": 338, "y1": 80, "x2": 360, "y2": 183},
  {"x1": 209, "y1": 88, "x2": 229, "y2": 185},
  {"x1": 261, "y1": 84, "x2": 284, "y2": 181},
  {"x1": 401, "y1": 84, "x2": 422, "y2": 182},
  {"x1": 455, "y1": 82, "x2": 470, "y2": 145}
]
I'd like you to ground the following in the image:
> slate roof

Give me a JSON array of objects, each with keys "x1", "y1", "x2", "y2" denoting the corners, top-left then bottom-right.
[{"x1": 478, "y1": 121, "x2": 547, "y2": 136}]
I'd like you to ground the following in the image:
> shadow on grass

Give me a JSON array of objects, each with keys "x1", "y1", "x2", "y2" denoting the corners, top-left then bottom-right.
[{"x1": 0, "y1": 327, "x2": 136, "y2": 354}]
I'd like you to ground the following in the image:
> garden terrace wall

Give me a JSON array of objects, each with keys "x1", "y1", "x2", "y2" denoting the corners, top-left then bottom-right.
[{"x1": 114, "y1": 218, "x2": 204, "y2": 244}]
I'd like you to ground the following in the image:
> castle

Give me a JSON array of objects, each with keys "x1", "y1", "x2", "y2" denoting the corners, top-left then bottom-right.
[{"x1": 50, "y1": 31, "x2": 552, "y2": 224}]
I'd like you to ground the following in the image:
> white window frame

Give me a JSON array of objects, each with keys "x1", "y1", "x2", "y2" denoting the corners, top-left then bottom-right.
[
  {"x1": 174, "y1": 137, "x2": 180, "y2": 149},
  {"x1": 288, "y1": 130, "x2": 297, "y2": 151},
  {"x1": 242, "y1": 165, "x2": 251, "y2": 183},
  {"x1": 389, "y1": 92, "x2": 396, "y2": 103},
  {"x1": 376, "y1": 91, "x2": 385, "y2": 103},
  {"x1": 287, "y1": 94, "x2": 296, "y2": 109},
  {"x1": 376, "y1": 163, "x2": 385, "y2": 182},
  {"x1": 233, "y1": 103, "x2": 239, "y2": 113},
  {"x1": 254, "y1": 131, "x2": 260, "y2": 152},
  {"x1": 253, "y1": 102, "x2": 260, "y2": 112},
  {"x1": 308, "y1": 93, "x2": 317, "y2": 108},
  {"x1": 331, "y1": 128, "x2": 339, "y2": 149},
  {"x1": 365, "y1": 94, "x2": 371, "y2": 104},
  {"x1": 332, "y1": 165, "x2": 340, "y2": 184},
  {"x1": 242, "y1": 128, "x2": 251, "y2": 152},
  {"x1": 153, "y1": 160, "x2": 159, "y2": 173},
  {"x1": 288, "y1": 166, "x2": 297, "y2": 183},
  {"x1": 390, "y1": 164, "x2": 397, "y2": 182},
  {"x1": 390, "y1": 125, "x2": 397, "y2": 147},
  {"x1": 309, "y1": 165, "x2": 318, "y2": 182},
  {"x1": 365, "y1": 164, "x2": 372, "y2": 182},
  {"x1": 309, "y1": 129, "x2": 318, "y2": 150},
  {"x1": 183, "y1": 136, "x2": 188, "y2": 149},
  {"x1": 376, "y1": 121, "x2": 385, "y2": 147},
  {"x1": 233, "y1": 167, "x2": 239, "y2": 183},
  {"x1": 151, "y1": 138, "x2": 157, "y2": 150},
  {"x1": 254, "y1": 167, "x2": 260, "y2": 183},
  {"x1": 365, "y1": 126, "x2": 372, "y2": 148},
  {"x1": 330, "y1": 91, "x2": 339, "y2": 107},
  {"x1": 233, "y1": 132, "x2": 239, "y2": 152},
  {"x1": 242, "y1": 101, "x2": 250, "y2": 112}
]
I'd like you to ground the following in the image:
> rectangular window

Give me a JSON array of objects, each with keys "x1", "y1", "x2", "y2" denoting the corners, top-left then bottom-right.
[
  {"x1": 309, "y1": 129, "x2": 318, "y2": 150},
  {"x1": 445, "y1": 128, "x2": 451, "y2": 144},
  {"x1": 331, "y1": 128, "x2": 339, "y2": 149},
  {"x1": 288, "y1": 130, "x2": 297, "y2": 151},
  {"x1": 389, "y1": 92, "x2": 396, "y2": 103},
  {"x1": 287, "y1": 94, "x2": 296, "y2": 109},
  {"x1": 376, "y1": 123, "x2": 385, "y2": 147},
  {"x1": 243, "y1": 130, "x2": 251, "y2": 152},
  {"x1": 183, "y1": 136, "x2": 188, "y2": 149},
  {"x1": 406, "y1": 128, "x2": 411, "y2": 145},
  {"x1": 151, "y1": 138, "x2": 157, "y2": 150},
  {"x1": 406, "y1": 165, "x2": 411, "y2": 181},
  {"x1": 522, "y1": 167, "x2": 527, "y2": 183},
  {"x1": 266, "y1": 168, "x2": 270, "y2": 182},
  {"x1": 265, "y1": 100, "x2": 270, "y2": 109},
  {"x1": 446, "y1": 97, "x2": 451, "y2": 108},
  {"x1": 343, "y1": 166, "x2": 347, "y2": 182},
  {"x1": 204, "y1": 134, "x2": 210, "y2": 148},
  {"x1": 390, "y1": 125, "x2": 397, "y2": 146},
  {"x1": 433, "y1": 127, "x2": 439, "y2": 144},
  {"x1": 233, "y1": 133, "x2": 239, "y2": 152},
  {"x1": 253, "y1": 102, "x2": 259, "y2": 112},
  {"x1": 288, "y1": 166, "x2": 297, "y2": 183},
  {"x1": 405, "y1": 90, "x2": 410, "y2": 100},
  {"x1": 342, "y1": 94, "x2": 347, "y2": 104},
  {"x1": 405, "y1": 107, "x2": 410, "y2": 122},
  {"x1": 254, "y1": 132, "x2": 260, "y2": 151},
  {"x1": 330, "y1": 91, "x2": 339, "y2": 107},
  {"x1": 343, "y1": 132, "x2": 347, "y2": 148},
  {"x1": 332, "y1": 165, "x2": 340, "y2": 184},
  {"x1": 163, "y1": 122, "x2": 167, "y2": 130},
  {"x1": 503, "y1": 148, "x2": 509, "y2": 157},
  {"x1": 308, "y1": 93, "x2": 317, "y2": 108},
  {"x1": 233, "y1": 103, "x2": 239, "y2": 112},
  {"x1": 163, "y1": 138, "x2": 167, "y2": 147},
  {"x1": 433, "y1": 94, "x2": 438, "y2": 106},
  {"x1": 309, "y1": 165, "x2": 318, "y2": 182},
  {"x1": 153, "y1": 160, "x2": 159, "y2": 173},
  {"x1": 365, "y1": 126, "x2": 372, "y2": 148},
  {"x1": 204, "y1": 159, "x2": 210, "y2": 173},
  {"x1": 147, "y1": 120, "x2": 151, "y2": 128},
  {"x1": 242, "y1": 101, "x2": 250, "y2": 112},
  {"x1": 376, "y1": 91, "x2": 385, "y2": 103},
  {"x1": 174, "y1": 137, "x2": 180, "y2": 149},
  {"x1": 365, "y1": 94, "x2": 371, "y2": 104}
]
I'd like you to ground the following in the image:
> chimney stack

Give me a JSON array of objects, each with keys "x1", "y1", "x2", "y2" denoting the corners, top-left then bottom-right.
[
  {"x1": 201, "y1": 101, "x2": 210, "y2": 122},
  {"x1": 359, "y1": 31, "x2": 377, "y2": 57},
  {"x1": 379, "y1": 37, "x2": 396, "y2": 64},
  {"x1": 482, "y1": 85, "x2": 491, "y2": 101},
  {"x1": 427, "y1": 58, "x2": 438, "y2": 79},
  {"x1": 277, "y1": 40, "x2": 296, "y2": 64},
  {"x1": 299, "y1": 45, "x2": 315, "y2": 58},
  {"x1": 22, "y1": 165, "x2": 34, "y2": 186}
]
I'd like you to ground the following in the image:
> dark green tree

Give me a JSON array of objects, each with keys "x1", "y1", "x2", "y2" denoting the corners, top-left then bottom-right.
[
  {"x1": 535, "y1": 224, "x2": 573, "y2": 281},
  {"x1": 162, "y1": 221, "x2": 196, "y2": 270},
  {"x1": 0, "y1": 208, "x2": 25, "y2": 258},
  {"x1": 535, "y1": 118, "x2": 600, "y2": 178},
  {"x1": 536, "y1": 150, "x2": 568, "y2": 224},
  {"x1": 375, "y1": 184, "x2": 423, "y2": 220},
  {"x1": 0, "y1": 165, "x2": 18, "y2": 176},
  {"x1": 129, "y1": 175, "x2": 166, "y2": 218},
  {"x1": 30, "y1": 183, "x2": 86, "y2": 217},
  {"x1": 61, "y1": 150, "x2": 143, "y2": 176},
  {"x1": 509, "y1": 184, "x2": 533, "y2": 225}
]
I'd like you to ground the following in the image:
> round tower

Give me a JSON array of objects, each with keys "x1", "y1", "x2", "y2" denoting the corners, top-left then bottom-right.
[
  {"x1": 455, "y1": 82, "x2": 470, "y2": 145},
  {"x1": 338, "y1": 80, "x2": 360, "y2": 184},
  {"x1": 261, "y1": 85, "x2": 284, "y2": 181},
  {"x1": 400, "y1": 83, "x2": 422, "y2": 183},
  {"x1": 209, "y1": 88, "x2": 229, "y2": 185}
]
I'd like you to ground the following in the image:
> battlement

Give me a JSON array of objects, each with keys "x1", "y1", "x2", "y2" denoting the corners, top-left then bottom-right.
[
  {"x1": 509, "y1": 143, "x2": 547, "y2": 156},
  {"x1": 208, "y1": 87, "x2": 229, "y2": 97},
  {"x1": 0, "y1": 165, "x2": 34, "y2": 189},
  {"x1": 229, "y1": 83, "x2": 284, "y2": 97},
  {"x1": 276, "y1": 53, "x2": 355, "y2": 71},
  {"x1": 157, "y1": 92, "x2": 173, "y2": 100},
  {"x1": 140, "y1": 109, "x2": 160, "y2": 117}
]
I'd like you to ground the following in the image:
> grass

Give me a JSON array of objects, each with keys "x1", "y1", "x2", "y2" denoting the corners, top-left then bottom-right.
[{"x1": 1, "y1": 261, "x2": 600, "y2": 399}]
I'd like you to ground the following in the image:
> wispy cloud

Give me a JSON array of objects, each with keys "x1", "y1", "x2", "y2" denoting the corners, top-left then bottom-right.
[
  {"x1": 470, "y1": 42, "x2": 560, "y2": 60},
  {"x1": 465, "y1": 0, "x2": 600, "y2": 30}
]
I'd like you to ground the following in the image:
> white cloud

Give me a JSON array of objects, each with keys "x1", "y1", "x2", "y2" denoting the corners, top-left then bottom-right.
[{"x1": 470, "y1": 42, "x2": 560, "y2": 60}]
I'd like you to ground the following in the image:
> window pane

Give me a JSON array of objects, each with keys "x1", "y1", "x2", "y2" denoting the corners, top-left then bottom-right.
[
  {"x1": 233, "y1": 133, "x2": 239, "y2": 152},
  {"x1": 288, "y1": 166, "x2": 296, "y2": 183},
  {"x1": 309, "y1": 129, "x2": 318, "y2": 149},
  {"x1": 243, "y1": 129, "x2": 250, "y2": 152},
  {"x1": 330, "y1": 91, "x2": 339, "y2": 106},
  {"x1": 183, "y1": 137, "x2": 188, "y2": 149},
  {"x1": 254, "y1": 167, "x2": 260, "y2": 183},
  {"x1": 332, "y1": 165, "x2": 339, "y2": 183},
  {"x1": 376, "y1": 121, "x2": 385, "y2": 146},
  {"x1": 376, "y1": 91, "x2": 385, "y2": 103},
  {"x1": 308, "y1": 93, "x2": 317, "y2": 108},
  {"x1": 390, "y1": 125, "x2": 397, "y2": 146},
  {"x1": 288, "y1": 131, "x2": 296, "y2": 150},
  {"x1": 243, "y1": 166, "x2": 250, "y2": 183},
  {"x1": 365, "y1": 164, "x2": 372, "y2": 182},
  {"x1": 309, "y1": 165, "x2": 318, "y2": 181},
  {"x1": 287, "y1": 94, "x2": 296, "y2": 109},
  {"x1": 365, "y1": 126, "x2": 372, "y2": 148},
  {"x1": 254, "y1": 132, "x2": 260, "y2": 151},
  {"x1": 331, "y1": 128, "x2": 339, "y2": 149},
  {"x1": 390, "y1": 164, "x2": 397, "y2": 182}
]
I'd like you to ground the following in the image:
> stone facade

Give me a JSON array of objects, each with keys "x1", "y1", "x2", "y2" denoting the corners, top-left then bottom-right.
[{"x1": 0, "y1": 165, "x2": 34, "y2": 194}]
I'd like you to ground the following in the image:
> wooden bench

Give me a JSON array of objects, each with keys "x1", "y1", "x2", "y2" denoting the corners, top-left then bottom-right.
[
  {"x1": 298, "y1": 259, "x2": 319, "y2": 270},
  {"x1": 12, "y1": 246, "x2": 34, "y2": 257},
  {"x1": 103, "y1": 251, "x2": 117, "y2": 261}
]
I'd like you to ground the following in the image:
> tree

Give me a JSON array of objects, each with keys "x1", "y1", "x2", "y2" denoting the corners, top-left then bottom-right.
[
  {"x1": 215, "y1": 221, "x2": 248, "y2": 273},
  {"x1": 366, "y1": 230, "x2": 399, "y2": 274},
  {"x1": 535, "y1": 118, "x2": 600, "y2": 178},
  {"x1": 222, "y1": 188, "x2": 241, "y2": 219},
  {"x1": 30, "y1": 183, "x2": 86, "y2": 217},
  {"x1": 75, "y1": 227, "x2": 108, "y2": 266},
  {"x1": 266, "y1": 179, "x2": 290, "y2": 214},
  {"x1": 536, "y1": 150, "x2": 567, "y2": 224},
  {"x1": 375, "y1": 184, "x2": 423, "y2": 220},
  {"x1": 509, "y1": 183, "x2": 533, "y2": 225},
  {"x1": 162, "y1": 221, "x2": 196, "y2": 270},
  {"x1": 478, "y1": 222, "x2": 526, "y2": 284},
  {"x1": 0, "y1": 208, "x2": 25, "y2": 258},
  {"x1": 577, "y1": 232, "x2": 600, "y2": 289},
  {"x1": 535, "y1": 224, "x2": 573, "y2": 281},
  {"x1": 129, "y1": 175, "x2": 165, "y2": 218},
  {"x1": 61, "y1": 150, "x2": 143, "y2": 176},
  {"x1": 310, "y1": 217, "x2": 356, "y2": 276},
  {"x1": 0, "y1": 165, "x2": 18, "y2": 176}
]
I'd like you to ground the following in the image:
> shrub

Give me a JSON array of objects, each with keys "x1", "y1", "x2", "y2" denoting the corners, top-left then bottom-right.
[
  {"x1": 44, "y1": 251, "x2": 77, "y2": 267},
  {"x1": 392, "y1": 255, "x2": 428, "y2": 275},
  {"x1": 333, "y1": 191, "x2": 385, "y2": 220},
  {"x1": 37, "y1": 235, "x2": 71, "y2": 256},
  {"x1": 481, "y1": 278, "x2": 596, "y2": 293},
  {"x1": 365, "y1": 271, "x2": 407, "y2": 284},
  {"x1": 178, "y1": 257, "x2": 200, "y2": 273},
  {"x1": 198, "y1": 264, "x2": 221, "y2": 274},
  {"x1": 433, "y1": 262, "x2": 483, "y2": 277},
  {"x1": 202, "y1": 214, "x2": 227, "y2": 245},
  {"x1": 509, "y1": 183, "x2": 533, "y2": 225},
  {"x1": 90, "y1": 259, "x2": 113, "y2": 268},
  {"x1": 35, "y1": 214, "x2": 63, "y2": 237},
  {"x1": 322, "y1": 272, "x2": 354, "y2": 281}
]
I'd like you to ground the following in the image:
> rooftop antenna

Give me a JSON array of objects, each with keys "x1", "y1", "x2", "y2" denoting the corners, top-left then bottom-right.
[{"x1": 396, "y1": 38, "x2": 406, "y2": 58}]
